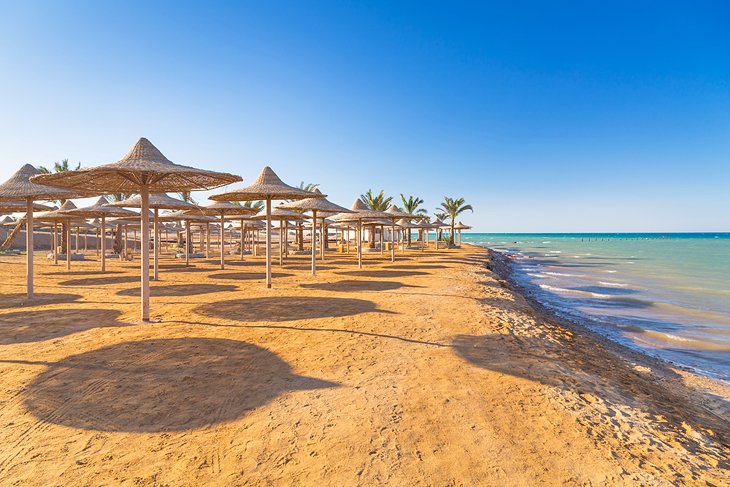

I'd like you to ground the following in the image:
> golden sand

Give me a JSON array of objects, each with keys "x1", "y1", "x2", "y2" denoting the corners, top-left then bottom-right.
[{"x1": 0, "y1": 246, "x2": 727, "y2": 485}]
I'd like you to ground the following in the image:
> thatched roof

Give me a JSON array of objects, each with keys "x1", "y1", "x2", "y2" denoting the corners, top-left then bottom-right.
[
  {"x1": 277, "y1": 188, "x2": 351, "y2": 214},
  {"x1": 0, "y1": 200, "x2": 54, "y2": 212},
  {"x1": 156, "y1": 210, "x2": 215, "y2": 223},
  {"x1": 454, "y1": 221, "x2": 472, "y2": 230},
  {"x1": 62, "y1": 196, "x2": 139, "y2": 219},
  {"x1": 209, "y1": 166, "x2": 322, "y2": 202},
  {"x1": 30, "y1": 138, "x2": 242, "y2": 193},
  {"x1": 108, "y1": 192, "x2": 198, "y2": 211},
  {"x1": 251, "y1": 207, "x2": 306, "y2": 221},
  {"x1": 384, "y1": 205, "x2": 417, "y2": 219},
  {"x1": 35, "y1": 200, "x2": 83, "y2": 222},
  {"x1": 190, "y1": 201, "x2": 259, "y2": 217},
  {"x1": 0, "y1": 164, "x2": 84, "y2": 201},
  {"x1": 330, "y1": 198, "x2": 391, "y2": 222}
]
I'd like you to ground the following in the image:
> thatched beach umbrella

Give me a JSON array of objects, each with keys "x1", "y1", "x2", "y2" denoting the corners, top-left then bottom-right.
[
  {"x1": 0, "y1": 164, "x2": 81, "y2": 298},
  {"x1": 430, "y1": 218, "x2": 447, "y2": 249},
  {"x1": 278, "y1": 190, "x2": 351, "y2": 275},
  {"x1": 31, "y1": 137, "x2": 241, "y2": 321},
  {"x1": 110, "y1": 193, "x2": 199, "y2": 279},
  {"x1": 36, "y1": 200, "x2": 83, "y2": 269},
  {"x1": 62, "y1": 196, "x2": 137, "y2": 272},
  {"x1": 251, "y1": 207, "x2": 306, "y2": 266},
  {"x1": 0, "y1": 200, "x2": 54, "y2": 213},
  {"x1": 190, "y1": 202, "x2": 258, "y2": 270},
  {"x1": 209, "y1": 166, "x2": 321, "y2": 288},
  {"x1": 384, "y1": 205, "x2": 417, "y2": 262},
  {"x1": 330, "y1": 198, "x2": 390, "y2": 269},
  {"x1": 453, "y1": 221, "x2": 471, "y2": 245}
]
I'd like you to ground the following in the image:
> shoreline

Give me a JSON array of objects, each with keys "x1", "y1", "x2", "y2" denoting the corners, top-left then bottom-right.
[
  {"x1": 0, "y1": 245, "x2": 728, "y2": 484},
  {"x1": 483, "y1": 243, "x2": 730, "y2": 421}
]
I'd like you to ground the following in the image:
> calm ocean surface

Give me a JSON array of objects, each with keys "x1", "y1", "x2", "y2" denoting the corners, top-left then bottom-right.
[{"x1": 460, "y1": 233, "x2": 730, "y2": 381}]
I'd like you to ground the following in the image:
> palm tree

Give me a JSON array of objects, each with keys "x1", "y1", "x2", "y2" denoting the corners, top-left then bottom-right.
[
  {"x1": 37, "y1": 159, "x2": 81, "y2": 254},
  {"x1": 400, "y1": 194, "x2": 427, "y2": 245},
  {"x1": 361, "y1": 189, "x2": 392, "y2": 248},
  {"x1": 438, "y1": 197, "x2": 473, "y2": 246},
  {"x1": 177, "y1": 191, "x2": 196, "y2": 204}
]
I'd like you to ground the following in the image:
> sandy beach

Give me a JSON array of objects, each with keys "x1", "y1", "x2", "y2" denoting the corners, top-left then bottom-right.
[{"x1": 0, "y1": 245, "x2": 728, "y2": 485}]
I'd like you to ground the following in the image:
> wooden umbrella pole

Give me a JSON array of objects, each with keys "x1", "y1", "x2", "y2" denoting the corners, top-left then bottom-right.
[
  {"x1": 391, "y1": 224, "x2": 396, "y2": 262},
  {"x1": 240, "y1": 219, "x2": 245, "y2": 260},
  {"x1": 185, "y1": 220, "x2": 191, "y2": 267},
  {"x1": 320, "y1": 218, "x2": 325, "y2": 261},
  {"x1": 53, "y1": 222, "x2": 58, "y2": 265},
  {"x1": 380, "y1": 225, "x2": 384, "y2": 256},
  {"x1": 153, "y1": 208, "x2": 159, "y2": 280},
  {"x1": 140, "y1": 186, "x2": 150, "y2": 322},
  {"x1": 66, "y1": 219, "x2": 71, "y2": 270},
  {"x1": 124, "y1": 224, "x2": 129, "y2": 258},
  {"x1": 84, "y1": 230, "x2": 87, "y2": 252},
  {"x1": 265, "y1": 199, "x2": 272, "y2": 288},
  {"x1": 25, "y1": 197, "x2": 34, "y2": 298},
  {"x1": 284, "y1": 221, "x2": 288, "y2": 261},
  {"x1": 95, "y1": 228, "x2": 99, "y2": 255},
  {"x1": 75, "y1": 226, "x2": 79, "y2": 253},
  {"x1": 101, "y1": 216, "x2": 106, "y2": 273},
  {"x1": 219, "y1": 213, "x2": 225, "y2": 270},
  {"x1": 311, "y1": 210, "x2": 317, "y2": 276},
  {"x1": 278, "y1": 221, "x2": 283, "y2": 266},
  {"x1": 357, "y1": 220, "x2": 362, "y2": 269},
  {"x1": 205, "y1": 222, "x2": 210, "y2": 258}
]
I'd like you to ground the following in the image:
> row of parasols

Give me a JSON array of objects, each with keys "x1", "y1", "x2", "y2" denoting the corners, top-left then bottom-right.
[{"x1": 0, "y1": 138, "x2": 470, "y2": 321}]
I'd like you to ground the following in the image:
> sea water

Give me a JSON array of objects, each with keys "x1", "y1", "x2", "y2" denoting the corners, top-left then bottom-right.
[{"x1": 460, "y1": 233, "x2": 730, "y2": 381}]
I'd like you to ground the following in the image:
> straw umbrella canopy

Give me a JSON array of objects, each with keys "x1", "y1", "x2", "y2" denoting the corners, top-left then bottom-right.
[
  {"x1": 251, "y1": 207, "x2": 306, "y2": 266},
  {"x1": 31, "y1": 137, "x2": 241, "y2": 321},
  {"x1": 453, "y1": 221, "x2": 471, "y2": 245},
  {"x1": 109, "y1": 192, "x2": 199, "y2": 279},
  {"x1": 330, "y1": 198, "x2": 391, "y2": 269},
  {"x1": 430, "y1": 218, "x2": 447, "y2": 249},
  {"x1": 189, "y1": 201, "x2": 258, "y2": 270},
  {"x1": 61, "y1": 196, "x2": 138, "y2": 272},
  {"x1": 36, "y1": 200, "x2": 85, "y2": 269},
  {"x1": 0, "y1": 200, "x2": 54, "y2": 213},
  {"x1": 0, "y1": 164, "x2": 83, "y2": 298},
  {"x1": 383, "y1": 205, "x2": 418, "y2": 261},
  {"x1": 209, "y1": 166, "x2": 322, "y2": 288},
  {"x1": 278, "y1": 190, "x2": 351, "y2": 275}
]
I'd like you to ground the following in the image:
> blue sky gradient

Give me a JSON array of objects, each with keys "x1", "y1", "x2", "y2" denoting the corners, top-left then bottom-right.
[{"x1": 1, "y1": 1, "x2": 728, "y2": 231}]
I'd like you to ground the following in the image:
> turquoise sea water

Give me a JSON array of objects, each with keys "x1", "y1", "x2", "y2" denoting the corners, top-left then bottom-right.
[{"x1": 460, "y1": 233, "x2": 730, "y2": 381}]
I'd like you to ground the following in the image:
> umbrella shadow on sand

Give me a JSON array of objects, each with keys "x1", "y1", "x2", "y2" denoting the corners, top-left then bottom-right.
[
  {"x1": 0, "y1": 292, "x2": 82, "y2": 309},
  {"x1": 335, "y1": 270, "x2": 429, "y2": 279},
  {"x1": 116, "y1": 283, "x2": 238, "y2": 297},
  {"x1": 58, "y1": 275, "x2": 142, "y2": 287},
  {"x1": 299, "y1": 280, "x2": 422, "y2": 293},
  {"x1": 21, "y1": 338, "x2": 337, "y2": 432},
  {"x1": 195, "y1": 296, "x2": 395, "y2": 322},
  {"x1": 0, "y1": 308, "x2": 130, "y2": 344}
]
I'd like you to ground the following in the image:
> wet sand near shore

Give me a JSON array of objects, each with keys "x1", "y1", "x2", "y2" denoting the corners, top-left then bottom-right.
[{"x1": 0, "y1": 245, "x2": 727, "y2": 485}]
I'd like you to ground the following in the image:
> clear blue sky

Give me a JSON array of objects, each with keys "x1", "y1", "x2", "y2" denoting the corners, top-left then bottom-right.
[{"x1": 1, "y1": 1, "x2": 728, "y2": 232}]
